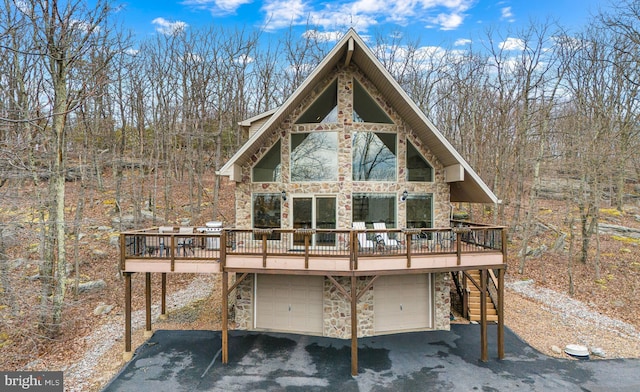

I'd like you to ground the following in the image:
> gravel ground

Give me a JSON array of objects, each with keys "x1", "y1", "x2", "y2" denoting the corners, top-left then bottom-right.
[
  {"x1": 59, "y1": 275, "x2": 640, "y2": 391},
  {"x1": 61, "y1": 275, "x2": 218, "y2": 392},
  {"x1": 505, "y1": 279, "x2": 640, "y2": 359}
]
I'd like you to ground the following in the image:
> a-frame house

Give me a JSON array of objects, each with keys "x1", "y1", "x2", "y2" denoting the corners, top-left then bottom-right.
[{"x1": 120, "y1": 29, "x2": 506, "y2": 375}]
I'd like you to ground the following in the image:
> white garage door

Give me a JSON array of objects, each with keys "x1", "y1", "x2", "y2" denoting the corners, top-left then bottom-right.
[
  {"x1": 255, "y1": 274, "x2": 324, "y2": 334},
  {"x1": 374, "y1": 274, "x2": 432, "y2": 333}
]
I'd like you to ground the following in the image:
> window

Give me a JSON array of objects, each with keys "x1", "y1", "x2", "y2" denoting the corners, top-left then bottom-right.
[
  {"x1": 407, "y1": 141, "x2": 433, "y2": 182},
  {"x1": 352, "y1": 132, "x2": 397, "y2": 181},
  {"x1": 291, "y1": 132, "x2": 338, "y2": 181},
  {"x1": 352, "y1": 193, "x2": 396, "y2": 230},
  {"x1": 405, "y1": 194, "x2": 433, "y2": 230},
  {"x1": 253, "y1": 194, "x2": 281, "y2": 239},
  {"x1": 292, "y1": 196, "x2": 336, "y2": 247},
  {"x1": 353, "y1": 79, "x2": 393, "y2": 124},
  {"x1": 253, "y1": 140, "x2": 281, "y2": 182},
  {"x1": 296, "y1": 79, "x2": 338, "y2": 124}
]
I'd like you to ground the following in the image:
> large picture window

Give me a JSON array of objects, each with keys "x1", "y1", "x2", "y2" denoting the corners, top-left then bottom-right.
[
  {"x1": 252, "y1": 140, "x2": 281, "y2": 182},
  {"x1": 253, "y1": 194, "x2": 281, "y2": 239},
  {"x1": 405, "y1": 194, "x2": 433, "y2": 230},
  {"x1": 291, "y1": 132, "x2": 338, "y2": 181},
  {"x1": 295, "y1": 79, "x2": 338, "y2": 124},
  {"x1": 353, "y1": 79, "x2": 393, "y2": 124},
  {"x1": 407, "y1": 141, "x2": 433, "y2": 182},
  {"x1": 352, "y1": 132, "x2": 397, "y2": 181},
  {"x1": 352, "y1": 193, "x2": 396, "y2": 229}
]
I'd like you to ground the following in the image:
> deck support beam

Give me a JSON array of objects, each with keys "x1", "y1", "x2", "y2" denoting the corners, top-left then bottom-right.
[
  {"x1": 144, "y1": 272, "x2": 153, "y2": 337},
  {"x1": 480, "y1": 269, "x2": 488, "y2": 362},
  {"x1": 326, "y1": 273, "x2": 363, "y2": 375},
  {"x1": 159, "y1": 273, "x2": 167, "y2": 319},
  {"x1": 222, "y1": 271, "x2": 229, "y2": 364},
  {"x1": 497, "y1": 268, "x2": 505, "y2": 359},
  {"x1": 350, "y1": 275, "x2": 358, "y2": 376},
  {"x1": 123, "y1": 272, "x2": 133, "y2": 361}
]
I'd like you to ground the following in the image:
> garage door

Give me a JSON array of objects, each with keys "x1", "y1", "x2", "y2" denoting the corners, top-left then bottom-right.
[
  {"x1": 374, "y1": 274, "x2": 432, "y2": 333},
  {"x1": 255, "y1": 274, "x2": 324, "y2": 334}
]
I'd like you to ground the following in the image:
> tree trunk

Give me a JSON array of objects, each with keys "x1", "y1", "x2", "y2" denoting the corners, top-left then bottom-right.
[
  {"x1": 568, "y1": 217, "x2": 575, "y2": 296},
  {"x1": 49, "y1": 69, "x2": 69, "y2": 336}
]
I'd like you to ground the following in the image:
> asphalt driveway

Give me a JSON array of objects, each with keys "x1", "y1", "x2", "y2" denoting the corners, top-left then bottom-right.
[{"x1": 103, "y1": 325, "x2": 640, "y2": 391}]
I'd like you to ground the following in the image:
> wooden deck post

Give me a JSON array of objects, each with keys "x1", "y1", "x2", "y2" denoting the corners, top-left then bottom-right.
[
  {"x1": 350, "y1": 275, "x2": 358, "y2": 376},
  {"x1": 160, "y1": 273, "x2": 167, "y2": 319},
  {"x1": 351, "y1": 231, "x2": 358, "y2": 270},
  {"x1": 262, "y1": 234, "x2": 268, "y2": 267},
  {"x1": 123, "y1": 272, "x2": 133, "y2": 361},
  {"x1": 304, "y1": 234, "x2": 310, "y2": 269},
  {"x1": 222, "y1": 271, "x2": 229, "y2": 364},
  {"x1": 144, "y1": 272, "x2": 153, "y2": 337},
  {"x1": 480, "y1": 269, "x2": 488, "y2": 362},
  {"x1": 456, "y1": 231, "x2": 462, "y2": 265},
  {"x1": 497, "y1": 267, "x2": 505, "y2": 359},
  {"x1": 462, "y1": 272, "x2": 468, "y2": 319}
]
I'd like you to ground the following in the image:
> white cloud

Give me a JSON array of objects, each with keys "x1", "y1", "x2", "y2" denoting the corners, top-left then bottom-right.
[
  {"x1": 259, "y1": 0, "x2": 475, "y2": 33},
  {"x1": 429, "y1": 12, "x2": 464, "y2": 30},
  {"x1": 454, "y1": 38, "x2": 472, "y2": 46},
  {"x1": 235, "y1": 53, "x2": 255, "y2": 64},
  {"x1": 152, "y1": 17, "x2": 188, "y2": 35},
  {"x1": 70, "y1": 19, "x2": 99, "y2": 34},
  {"x1": 499, "y1": 37, "x2": 525, "y2": 51},
  {"x1": 182, "y1": 0, "x2": 253, "y2": 15},
  {"x1": 500, "y1": 6, "x2": 515, "y2": 22},
  {"x1": 261, "y1": 0, "x2": 308, "y2": 31}
]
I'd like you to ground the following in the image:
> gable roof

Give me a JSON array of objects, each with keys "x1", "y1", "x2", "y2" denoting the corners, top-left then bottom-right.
[{"x1": 219, "y1": 29, "x2": 498, "y2": 204}]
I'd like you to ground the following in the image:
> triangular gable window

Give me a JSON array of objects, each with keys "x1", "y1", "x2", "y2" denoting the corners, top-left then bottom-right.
[
  {"x1": 406, "y1": 141, "x2": 433, "y2": 182},
  {"x1": 296, "y1": 79, "x2": 338, "y2": 124},
  {"x1": 252, "y1": 140, "x2": 281, "y2": 182},
  {"x1": 352, "y1": 132, "x2": 397, "y2": 181},
  {"x1": 353, "y1": 79, "x2": 393, "y2": 124}
]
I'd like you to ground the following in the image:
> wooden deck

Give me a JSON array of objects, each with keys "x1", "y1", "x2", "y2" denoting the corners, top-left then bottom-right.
[
  {"x1": 120, "y1": 222, "x2": 506, "y2": 274},
  {"x1": 120, "y1": 221, "x2": 507, "y2": 374}
]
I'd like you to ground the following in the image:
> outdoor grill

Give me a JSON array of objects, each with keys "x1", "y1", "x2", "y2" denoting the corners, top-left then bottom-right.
[{"x1": 197, "y1": 221, "x2": 223, "y2": 249}]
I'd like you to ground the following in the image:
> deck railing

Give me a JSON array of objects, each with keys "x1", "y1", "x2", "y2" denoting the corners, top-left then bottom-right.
[{"x1": 121, "y1": 222, "x2": 505, "y2": 272}]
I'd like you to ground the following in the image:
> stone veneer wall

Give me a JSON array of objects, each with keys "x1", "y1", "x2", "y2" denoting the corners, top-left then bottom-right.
[
  {"x1": 323, "y1": 276, "x2": 375, "y2": 338},
  {"x1": 231, "y1": 63, "x2": 455, "y2": 335},
  {"x1": 234, "y1": 64, "x2": 451, "y2": 230},
  {"x1": 433, "y1": 272, "x2": 451, "y2": 331},
  {"x1": 234, "y1": 274, "x2": 254, "y2": 330},
  {"x1": 232, "y1": 273, "x2": 450, "y2": 335}
]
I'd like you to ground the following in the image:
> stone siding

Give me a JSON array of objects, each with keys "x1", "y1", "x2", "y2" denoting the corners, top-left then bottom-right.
[
  {"x1": 232, "y1": 273, "x2": 450, "y2": 336},
  {"x1": 235, "y1": 65, "x2": 451, "y2": 230},
  {"x1": 234, "y1": 274, "x2": 253, "y2": 330},
  {"x1": 323, "y1": 276, "x2": 375, "y2": 338},
  {"x1": 433, "y1": 272, "x2": 451, "y2": 331},
  {"x1": 231, "y1": 63, "x2": 454, "y2": 336}
]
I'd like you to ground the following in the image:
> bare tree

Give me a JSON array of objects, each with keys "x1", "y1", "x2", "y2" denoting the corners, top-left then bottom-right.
[{"x1": 1, "y1": 0, "x2": 120, "y2": 336}]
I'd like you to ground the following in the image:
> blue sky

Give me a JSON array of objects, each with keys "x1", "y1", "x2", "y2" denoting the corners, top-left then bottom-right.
[{"x1": 119, "y1": 0, "x2": 606, "y2": 44}]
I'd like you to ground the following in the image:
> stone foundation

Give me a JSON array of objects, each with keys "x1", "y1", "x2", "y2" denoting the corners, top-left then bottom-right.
[
  {"x1": 232, "y1": 273, "x2": 450, "y2": 335},
  {"x1": 234, "y1": 274, "x2": 253, "y2": 330},
  {"x1": 433, "y1": 272, "x2": 451, "y2": 331},
  {"x1": 323, "y1": 276, "x2": 375, "y2": 338}
]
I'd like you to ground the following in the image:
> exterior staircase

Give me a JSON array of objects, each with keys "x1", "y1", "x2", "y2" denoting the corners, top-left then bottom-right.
[{"x1": 466, "y1": 270, "x2": 498, "y2": 322}]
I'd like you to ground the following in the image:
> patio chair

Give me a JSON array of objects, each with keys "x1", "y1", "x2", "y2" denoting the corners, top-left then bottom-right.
[
  {"x1": 158, "y1": 226, "x2": 175, "y2": 256},
  {"x1": 352, "y1": 222, "x2": 376, "y2": 250},
  {"x1": 143, "y1": 234, "x2": 161, "y2": 256},
  {"x1": 176, "y1": 227, "x2": 195, "y2": 256},
  {"x1": 373, "y1": 222, "x2": 400, "y2": 248}
]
